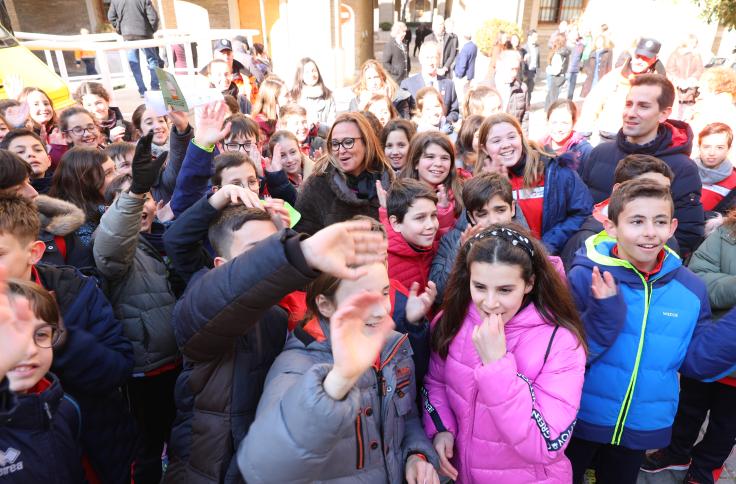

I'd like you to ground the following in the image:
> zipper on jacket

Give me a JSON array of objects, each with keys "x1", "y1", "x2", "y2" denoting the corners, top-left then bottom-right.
[
  {"x1": 355, "y1": 413, "x2": 365, "y2": 469},
  {"x1": 610, "y1": 275, "x2": 659, "y2": 445}
]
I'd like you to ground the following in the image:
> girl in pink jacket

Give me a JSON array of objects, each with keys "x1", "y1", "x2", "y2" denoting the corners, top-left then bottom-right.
[{"x1": 423, "y1": 224, "x2": 587, "y2": 483}]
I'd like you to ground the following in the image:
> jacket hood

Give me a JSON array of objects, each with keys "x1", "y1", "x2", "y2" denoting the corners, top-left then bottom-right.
[
  {"x1": 571, "y1": 231, "x2": 682, "y2": 285},
  {"x1": 616, "y1": 119, "x2": 693, "y2": 159},
  {"x1": 35, "y1": 195, "x2": 86, "y2": 236}
]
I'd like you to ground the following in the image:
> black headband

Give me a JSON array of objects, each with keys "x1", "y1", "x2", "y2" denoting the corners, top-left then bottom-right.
[{"x1": 465, "y1": 227, "x2": 535, "y2": 259}]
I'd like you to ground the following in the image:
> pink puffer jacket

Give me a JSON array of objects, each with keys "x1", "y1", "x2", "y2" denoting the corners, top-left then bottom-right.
[{"x1": 423, "y1": 302, "x2": 586, "y2": 483}]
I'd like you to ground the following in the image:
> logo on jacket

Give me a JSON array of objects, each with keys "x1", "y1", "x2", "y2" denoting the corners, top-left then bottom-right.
[{"x1": 0, "y1": 447, "x2": 23, "y2": 476}]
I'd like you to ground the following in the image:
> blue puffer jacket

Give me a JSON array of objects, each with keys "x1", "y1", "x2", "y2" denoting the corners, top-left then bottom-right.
[
  {"x1": 35, "y1": 263, "x2": 137, "y2": 484},
  {"x1": 568, "y1": 233, "x2": 736, "y2": 450},
  {"x1": 0, "y1": 373, "x2": 85, "y2": 483},
  {"x1": 536, "y1": 154, "x2": 593, "y2": 255}
]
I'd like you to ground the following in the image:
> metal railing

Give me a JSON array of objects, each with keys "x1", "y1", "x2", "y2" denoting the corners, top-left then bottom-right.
[{"x1": 16, "y1": 29, "x2": 259, "y2": 104}]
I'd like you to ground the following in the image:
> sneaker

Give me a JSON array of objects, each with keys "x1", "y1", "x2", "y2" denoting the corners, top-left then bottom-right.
[{"x1": 640, "y1": 449, "x2": 692, "y2": 473}]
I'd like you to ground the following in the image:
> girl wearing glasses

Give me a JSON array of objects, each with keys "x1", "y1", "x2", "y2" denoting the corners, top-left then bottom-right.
[
  {"x1": 294, "y1": 112, "x2": 395, "y2": 235},
  {"x1": 1, "y1": 279, "x2": 86, "y2": 483}
]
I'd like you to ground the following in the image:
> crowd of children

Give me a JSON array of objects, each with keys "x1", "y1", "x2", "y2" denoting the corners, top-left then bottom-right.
[{"x1": 2, "y1": 27, "x2": 736, "y2": 484}]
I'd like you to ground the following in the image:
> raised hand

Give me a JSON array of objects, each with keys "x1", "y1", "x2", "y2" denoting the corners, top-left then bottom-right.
[
  {"x1": 591, "y1": 266, "x2": 617, "y2": 299},
  {"x1": 436, "y1": 184, "x2": 450, "y2": 209},
  {"x1": 405, "y1": 454, "x2": 440, "y2": 484},
  {"x1": 48, "y1": 127, "x2": 66, "y2": 146},
  {"x1": 311, "y1": 146, "x2": 324, "y2": 162},
  {"x1": 156, "y1": 200, "x2": 174, "y2": 223},
  {"x1": 405, "y1": 281, "x2": 437, "y2": 324},
  {"x1": 376, "y1": 180, "x2": 388, "y2": 209},
  {"x1": 168, "y1": 109, "x2": 190, "y2": 133},
  {"x1": 301, "y1": 220, "x2": 387, "y2": 280},
  {"x1": 471, "y1": 313, "x2": 507, "y2": 365},
  {"x1": 194, "y1": 101, "x2": 231, "y2": 148},
  {"x1": 248, "y1": 144, "x2": 265, "y2": 177},
  {"x1": 109, "y1": 125, "x2": 127, "y2": 143},
  {"x1": 263, "y1": 143, "x2": 283, "y2": 173},
  {"x1": 433, "y1": 431, "x2": 458, "y2": 481},
  {"x1": 323, "y1": 291, "x2": 394, "y2": 400},
  {"x1": 0, "y1": 266, "x2": 36, "y2": 379},
  {"x1": 208, "y1": 184, "x2": 263, "y2": 211},
  {"x1": 460, "y1": 223, "x2": 486, "y2": 246},
  {"x1": 130, "y1": 132, "x2": 167, "y2": 195},
  {"x1": 4, "y1": 74, "x2": 24, "y2": 100},
  {"x1": 4, "y1": 103, "x2": 29, "y2": 129},
  {"x1": 263, "y1": 197, "x2": 290, "y2": 229}
]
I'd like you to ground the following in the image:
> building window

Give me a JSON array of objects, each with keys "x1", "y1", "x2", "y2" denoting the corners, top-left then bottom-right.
[{"x1": 538, "y1": 0, "x2": 586, "y2": 24}]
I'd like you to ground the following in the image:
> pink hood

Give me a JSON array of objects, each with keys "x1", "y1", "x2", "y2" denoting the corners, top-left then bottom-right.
[{"x1": 423, "y1": 302, "x2": 585, "y2": 483}]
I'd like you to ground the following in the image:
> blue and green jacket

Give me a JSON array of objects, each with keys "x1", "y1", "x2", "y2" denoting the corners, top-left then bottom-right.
[{"x1": 568, "y1": 232, "x2": 736, "y2": 450}]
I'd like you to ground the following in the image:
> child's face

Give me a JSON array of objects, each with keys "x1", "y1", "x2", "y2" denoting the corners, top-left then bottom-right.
[
  {"x1": 477, "y1": 95, "x2": 502, "y2": 117},
  {"x1": 100, "y1": 157, "x2": 117, "y2": 195},
  {"x1": 417, "y1": 142, "x2": 451, "y2": 187},
  {"x1": 604, "y1": 197, "x2": 678, "y2": 273},
  {"x1": 368, "y1": 100, "x2": 391, "y2": 127},
  {"x1": 26, "y1": 91, "x2": 54, "y2": 125},
  {"x1": 470, "y1": 261, "x2": 533, "y2": 324},
  {"x1": 113, "y1": 151, "x2": 134, "y2": 176},
  {"x1": 209, "y1": 62, "x2": 234, "y2": 91},
  {"x1": 420, "y1": 94, "x2": 444, "y2": 126},
  {"x1": 303, "y1": 62, "x2": 320, "y2": 87},
  {"x1": 282, "y1": 114, "x2": 309, "y2": 143},
  {"x1": 64, "y1": 112, "x2": 100, "y2": 147},
  {"x1": 6, "y1": 135, "x2": 51, "y2": 178},
  {"x1": 81, "y1": 93, "x2": 110, "y2": 122},
  {"x1": 0, "y1": 118, "x2": 8, "y2": 141},
  {"x1": 389, "y1": 197, "x2": 439, "y2": 248},
  {"x1": 220, "y1": 162, "x2": 260, "y2": 194},
  {"x1": 329, "y1": 263, "x2": 392, "y2": 332},
  {"x1": 547, "y1": 107, "x2": 574, "y2": 145},
  {"x1": 222, "y1": 132, "x2": 259, "y2": 154},
  {"x1": 469, "y1": 195, "x2": 515, "y2": 228},
  {"x1": 699, "y1": 132, "x2": 730, "y2": 168},
  {"x1": 7, "y1": 307, "x2": 53, "y2": 394},
  {"x1": 140, "y1": 109, "x2": 170, "y2": 146},
  {"x1": 0, "y1": 233, "x2": 37, "y2": 280},
  {"x1": 485, "y1": 122, "x2": 523, "y2": 168},
  {"x1": 385, "y1": 129, "x2": 410, "y2": 171},
  {"x1": 364, "y1": 67, "x2": 384, "y2": 93},
  {"x1": 278, "y1": 138, "x2": 303, "y2": 175},
  {"x1": 141, "y1": 192, "x2": 156, "y2": 233}
]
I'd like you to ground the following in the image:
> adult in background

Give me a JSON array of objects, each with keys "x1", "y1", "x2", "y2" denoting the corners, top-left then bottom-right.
[
  {"x1": 580, "y1": 35, "x2": 613, "y2": 98},
  {"x1": 522, "y1": 29, "x2": 540, "y2": 104},
  {"x1": 108, "y1": 0, "x2": 162, "y2": 97},
  {"x1": 545, "y1": 33, "x2": 570, "y2": 111},
  {"x1": 565, "y1": 26, "x2": 585, "y2": 100},
  {"x1": 414, "y1": 22, "x2": 431, "y2": 57},
  {"x1": 425, "y1": 16, "x2": 458, "y2": 78},
  {"x1": 579, "y1": 74, "x2": 704, "y2": 257},
  {"x1": 382, "y1": 22, "x2": 410, "y2": 83},
  {"x1": 490, "y1": 49, "x2": 529, "y2": 133},
  {"x1": 453, "y1": 27, "x2": 477, "y2": 103},
  {"x1": 667, "y1": 33, "x2": 704, "y2": 119},
  {"x1": 401, "y1": 42, "x2": 460, "y2": 123}
]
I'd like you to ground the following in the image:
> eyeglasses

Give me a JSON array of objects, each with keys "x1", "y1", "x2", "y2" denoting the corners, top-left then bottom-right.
[
  {"x1": 34, "y1": 325, "x2": 63, "y2": 348},
  {"x1": 330, "y1": 137, "x2": 362, "y2": 151},
  {"x1": 223, "y1": 142, "x2": 255, "y2": 152},
  {"x1": 228, "y1": 180, "x2": 261, "y2": 191},
  {"x1": 66, "y1": 125, "x2": 98, "y2": 137}
]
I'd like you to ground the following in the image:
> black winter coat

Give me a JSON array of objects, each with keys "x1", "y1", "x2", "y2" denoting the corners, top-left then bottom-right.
[
  {"x1": 579, "y1": 120, "x2": 704, "y2": 255},
  {"x1": 382, "y1": 39, "x2": 410, "y2": 83},
  {"x1": 165, "y1": 231, "x2": 319, "y2": 484}
]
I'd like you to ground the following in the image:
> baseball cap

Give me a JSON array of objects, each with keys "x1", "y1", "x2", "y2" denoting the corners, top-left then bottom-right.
[
  {"x1": 635, "y1": 38, "x2": 661, "y2": 59},
  {"x1": 214, "y1": 39, "x2": 233, "y2": 53}
]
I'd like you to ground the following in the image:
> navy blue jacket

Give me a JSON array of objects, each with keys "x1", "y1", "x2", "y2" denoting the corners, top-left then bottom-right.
[
  {"x1": 400, "y1": 74, "x2": 460, "y2": 122},
  {"x1": 151, "y1": 123, "x2": 193, "y2": 205},
  {"x1": 35, "y1": 264, "x2": 136, "y2": 484},
  {"x1": 579, "y1": 121, "x2": 704, "y2": 255},
  {"x1": 0, "y1": 373, "x2": 85, "y2": 483},
  {"x1": 454, "y1": 41, "x2": 477, "y2": 80},
  {"x1": 536, "y1": 154, "x2": 593, "y2": 255}
]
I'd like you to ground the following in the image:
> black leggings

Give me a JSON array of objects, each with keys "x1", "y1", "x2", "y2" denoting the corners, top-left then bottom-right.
[{"x1": 565, "y1": 436, "x2": 645, "y2": 484}]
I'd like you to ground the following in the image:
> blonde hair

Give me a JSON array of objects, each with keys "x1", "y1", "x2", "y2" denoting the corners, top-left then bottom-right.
[
  {"x1": 314, "y1": 112, "x2": 395, "y2": 177},
  {"x1": 476, "y1": 112, "x2": 548, "y2": 188},
  {"x1": 700, "y1": 67, "x2": 736, "y2": 99},
  {"x1": 353, "y1": 59, "x2": 398, "y2": 100}
]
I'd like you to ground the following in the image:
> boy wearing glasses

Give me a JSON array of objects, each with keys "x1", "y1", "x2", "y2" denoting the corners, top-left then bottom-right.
[
  {"x1": 0, "y1": 195, "x2": 136, "y2": 483},
  {"x1": 0, "y1": 279, "x2": 86, "y2": 482}
]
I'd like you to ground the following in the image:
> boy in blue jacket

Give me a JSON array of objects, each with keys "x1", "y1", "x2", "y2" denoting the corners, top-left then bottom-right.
[
  {"x1": 0, "y1": 195, "x2": 136, "y2": 483},
  {"x1": 566, "y1": 179, "x2": 736, "y2": 484},
  {"x1": 0, "y1": 279, "x2": 85, "y2": 483}
]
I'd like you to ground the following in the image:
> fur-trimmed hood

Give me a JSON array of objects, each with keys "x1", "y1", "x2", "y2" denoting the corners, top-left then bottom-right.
[{"x1": 36, "y1": 195, "x2": 86, "y2": 236}]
